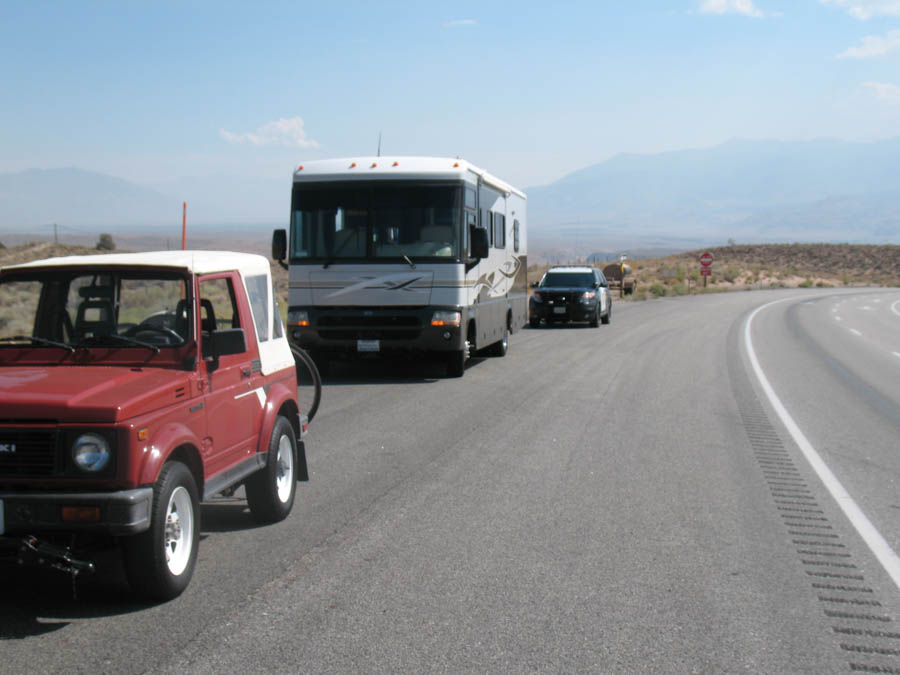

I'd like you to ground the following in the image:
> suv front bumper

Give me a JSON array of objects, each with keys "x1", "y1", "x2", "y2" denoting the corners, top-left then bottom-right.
[{"x1": 0, "y1": 487, "x2": 153, "y2": 536}]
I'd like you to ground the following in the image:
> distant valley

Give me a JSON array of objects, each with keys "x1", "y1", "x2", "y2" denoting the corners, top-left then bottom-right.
[{"x1": 2, "y1": 137, "x2": 899, "y2": 259}]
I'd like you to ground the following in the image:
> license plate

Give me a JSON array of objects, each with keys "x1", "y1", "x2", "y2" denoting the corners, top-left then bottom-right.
[
  {"x1": 357, "y1": 339, "x2": 380, "y2": 352},
  {"x1": 553, "y1": 306, "x2": 566, "y2": 314},
  {"x1": 0, "y1": 499, "x2": 4, "y2": 535}
]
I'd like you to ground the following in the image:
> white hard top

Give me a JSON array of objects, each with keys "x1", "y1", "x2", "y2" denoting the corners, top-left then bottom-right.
[
  {"x1": 293, "y1": 156, "x2": 526, "y2": 199},
  {"x1": 4, "y1": 250, "x2": 272, "y2": 277}
]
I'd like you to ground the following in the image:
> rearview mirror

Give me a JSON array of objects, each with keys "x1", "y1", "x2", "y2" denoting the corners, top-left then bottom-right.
[
  {"x1": 470, "y1": 227, "x2": 489, "y2": 260},
  {"x1": 272, "y1": 229, "x2": 287, "y2": 264}
]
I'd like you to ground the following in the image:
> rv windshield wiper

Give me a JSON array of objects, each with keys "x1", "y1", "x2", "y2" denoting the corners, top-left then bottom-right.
[
  {"x1": 323, "y1": 229, "x2": 361, "y2": 269},
  {"x1": 77, "y1": 334, "x2": 160, "y2": 353},
  {"x1": 402, "y1": 254, "x2": 416, "y2": 270},
  {"x1": 0, "y1": 335, "x2": 75, "y2": 352}
]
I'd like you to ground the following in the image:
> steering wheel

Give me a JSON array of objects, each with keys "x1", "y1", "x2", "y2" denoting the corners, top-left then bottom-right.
[{"x1": 124, "y1": 323, "x2": 183, "y2": 343}]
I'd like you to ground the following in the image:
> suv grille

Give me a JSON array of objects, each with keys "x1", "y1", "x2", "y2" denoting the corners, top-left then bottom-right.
[{"x1": 0, "y1": 429, "x2": 61, "y2": 477}]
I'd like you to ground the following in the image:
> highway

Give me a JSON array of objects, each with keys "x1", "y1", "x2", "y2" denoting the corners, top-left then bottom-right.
[{"x1": 2, "y1": 288, "x2": 900, "y2": 673}]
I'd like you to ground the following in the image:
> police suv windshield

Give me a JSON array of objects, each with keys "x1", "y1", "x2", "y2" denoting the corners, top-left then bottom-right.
[{"x1": 541, "y1": 272, "x2": 596, "y2": 287}]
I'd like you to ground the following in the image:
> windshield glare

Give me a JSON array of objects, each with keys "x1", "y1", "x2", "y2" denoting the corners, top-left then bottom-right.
[
  {"x1": 0, "y1": 270, "x2": 191, "y2": 349},
  {"x1": 290, "y1": 183, "x2": 462, "y2": 260},
  {"x1": 541, "y1": 272, "x2": 595, "y2": 287}
]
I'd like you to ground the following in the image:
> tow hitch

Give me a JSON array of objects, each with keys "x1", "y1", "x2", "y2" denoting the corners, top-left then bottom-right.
[{"x1": 18, "y1": 535, "x2": 95, "y2": 599}]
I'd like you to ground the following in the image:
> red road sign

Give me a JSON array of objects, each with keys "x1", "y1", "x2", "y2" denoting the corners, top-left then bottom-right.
[
  {"x1": 700, "y1": 251, "x2": 714, "y2": 267},
  {"x1": 700, "y1": 267, "x2": 712, "y2": 276}
]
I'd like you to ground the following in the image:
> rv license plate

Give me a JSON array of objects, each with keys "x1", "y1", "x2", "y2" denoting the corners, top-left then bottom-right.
[
  {"x1": 553, "y1": 306, "x2": 566, "y2": 314},
  {"x1": 357, "y1": 339, "x2": 380, "y2": 352}
]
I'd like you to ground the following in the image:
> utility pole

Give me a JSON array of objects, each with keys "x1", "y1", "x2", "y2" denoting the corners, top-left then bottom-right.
[{"x1": 53, "y1": 223, "x2": 58, "y2": 244}]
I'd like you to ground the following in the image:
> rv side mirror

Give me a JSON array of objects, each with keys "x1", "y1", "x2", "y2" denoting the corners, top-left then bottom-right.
[
  {"x1": 272, "y1": 229, "x2": 287, "y2": 262},
  {"x1": 471, "y1": 227, "x2": 489, "y2": 259}
]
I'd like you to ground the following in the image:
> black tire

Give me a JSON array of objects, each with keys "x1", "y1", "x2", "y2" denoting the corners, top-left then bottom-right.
[
  {"x1": 291, "y1": 346, "x2": 322, "y2": 422},
  {"x1": 529, "y1": 316, "x2": 540, "y2": 328},
  {"x1": 446, "y1": 349, "x2": 465, "y2": 378},
  {"x1": 589, "y1": 310, "x2": 599, "y2": 328},
  {"x1": 602, "y1": 305, "x2": 612, "y2": 325},
  {"x1": 484, "y1": 327, "x2": 508, "y2": 357},
  {"x1": 123, "y1": 462, "x2": 199, "y2": 602},
  {"x1": 246, "y1": 416, "x2": 297, "y2": 523}
]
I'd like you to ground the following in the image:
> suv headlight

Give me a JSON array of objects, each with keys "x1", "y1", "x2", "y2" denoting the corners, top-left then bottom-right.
[
  {"x1": 72, "y1": 433, "x2": 111, "y2": 472},
  {"x1": 532, "y1": 291, "x2": 543, "y2": 303},
  {"x1": 580, "y1": 291, "x2": 596, "y2": 305},
  {"x1": 431, "y1": 310, "x2": 461, "y2": 327}
]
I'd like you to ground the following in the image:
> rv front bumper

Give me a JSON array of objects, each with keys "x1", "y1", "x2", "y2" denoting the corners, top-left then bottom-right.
[{"x1": 287, "y1": 306, "x2": 467, "y2": 356}]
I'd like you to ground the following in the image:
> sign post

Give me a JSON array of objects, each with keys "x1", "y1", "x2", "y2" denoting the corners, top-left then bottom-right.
[{"x1": 699, "y1": 251, "x2": 713, "y2": 288}]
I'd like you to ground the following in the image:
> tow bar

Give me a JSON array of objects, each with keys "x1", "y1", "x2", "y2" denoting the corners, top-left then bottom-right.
[{"x1": 18, "y1": 535, "x2": 95, "y2": 599}]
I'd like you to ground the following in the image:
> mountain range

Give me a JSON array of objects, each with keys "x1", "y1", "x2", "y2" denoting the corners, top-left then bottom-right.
[
  {"x1": 525, "y1": 137, "x2": 900, "y2": 250},
  {"x1": 2, "y1": 138, "x2": 899, "y2": 251}
]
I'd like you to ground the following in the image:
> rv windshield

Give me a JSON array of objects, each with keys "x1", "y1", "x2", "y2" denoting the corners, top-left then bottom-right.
[{"x1": 290, "y1": 183, "x2": 463, "y2": 262}]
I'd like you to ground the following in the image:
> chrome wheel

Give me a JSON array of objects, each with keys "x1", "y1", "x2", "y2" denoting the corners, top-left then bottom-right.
[
  {"x1": 164, "y1": 486, "x2": 194, "y2": 576},
  {"x1": 275, "y1": 433, "x2": 295, "y2": 503}
]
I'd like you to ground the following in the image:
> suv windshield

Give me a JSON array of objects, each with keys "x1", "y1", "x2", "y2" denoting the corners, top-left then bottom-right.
[
  {"x1": 541, "y1": 272, "x2": 595, "y2": 287},
  {"x1": 0, "y1": 269, "x2": 191, "y2": 350},
  {"x1": 290, "y1": 182, "x2": 462, "y2": 261}
]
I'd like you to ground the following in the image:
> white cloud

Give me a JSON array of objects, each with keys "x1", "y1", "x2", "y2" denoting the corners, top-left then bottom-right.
[
  {"x1": 698, "y1": 0, "x2": 770, "y2": 17},
  {"x1": 443, "y1": 19, "x2": 477, "y2": 28},
  {"x1": 820, "y1": 0, "x2": 900, "y2": 19},
  {"x1": 220, "y1": 117, "x2": 320, "y2": 148},
  {"x1": 863, "y1": 81, "x2": 900, "y2": 103},
  {"x1": 837, "y1": 29, "x2": 900, "y2": 58}
]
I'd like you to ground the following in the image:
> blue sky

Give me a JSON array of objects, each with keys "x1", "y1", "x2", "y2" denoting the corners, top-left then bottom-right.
[{"x1": 2, "y1": 0, "x2": 899, "y2": 203}]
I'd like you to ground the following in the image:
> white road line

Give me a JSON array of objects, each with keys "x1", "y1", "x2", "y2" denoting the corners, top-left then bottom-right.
[
  {"x1": 893, "y1": 352, "x2": 900, "y2": 359},
  {"x1": 849, "y1": 328, "x2": 863, "y2": 336},
  {"x1": 892, "y1": 300, "x2": 900, "y2": 317},
  {"x1": 745, "y1": 298, "x2": 900, "y2": 592},
  {"x1": 835, "y1": 316, "x2": 843, "y2": 322}
]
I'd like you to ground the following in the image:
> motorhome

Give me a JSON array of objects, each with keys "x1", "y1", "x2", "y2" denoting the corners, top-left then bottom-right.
[{"x1": 272, "y1": 156, "x2": 527, "y2": 377}]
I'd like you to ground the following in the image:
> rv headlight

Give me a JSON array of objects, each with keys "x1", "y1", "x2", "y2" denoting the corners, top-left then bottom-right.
[
  {"x1": 288, "y1": 310, "x2": 310, "y2": 327},
  {"x1": 431, "y1": 311, "x2": 461, "y2": 327},
  {"x1": 72, "y1": 433, "x2": 111, "y2": 473}
]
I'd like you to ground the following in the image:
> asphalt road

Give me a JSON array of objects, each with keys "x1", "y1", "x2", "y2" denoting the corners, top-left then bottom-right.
[{"x1": 3, "y1": 288, "x2": 900, "y2": 674}]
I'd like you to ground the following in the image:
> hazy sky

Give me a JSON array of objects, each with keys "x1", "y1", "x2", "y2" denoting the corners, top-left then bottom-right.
[{"x1": 3, "y1": 0, "x2": 900, "y2": 191}]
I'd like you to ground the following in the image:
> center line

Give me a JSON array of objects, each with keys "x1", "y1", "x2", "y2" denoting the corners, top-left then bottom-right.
[
  {"x1": 745, "y1": 297, "x2": 900, "y2": 592},
  {"x1": 849, "y1": 328, "x2": 862, "y2": 336}
]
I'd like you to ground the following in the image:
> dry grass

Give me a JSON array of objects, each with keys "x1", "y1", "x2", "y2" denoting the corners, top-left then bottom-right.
[{"x1": 530, "y1": 243, "x2": 900, "y2": 300}]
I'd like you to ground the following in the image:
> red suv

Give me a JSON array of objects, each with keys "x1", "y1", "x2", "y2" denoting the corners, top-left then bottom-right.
[{"x1": 0, "y1": 251, "x2": 307, "y2": 600}]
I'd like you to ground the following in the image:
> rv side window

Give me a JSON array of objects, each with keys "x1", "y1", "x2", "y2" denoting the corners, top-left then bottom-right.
[
  {"x1": 494, "y1": 213, "x2": 505, "y2": 249},
  {"x1": 465, "y1": 187, "x2": 476, "y2": 209},
  {"x1": 481, "y1": 209, "x2": 492, "y2": 246},
  {"x1": 513, "y1": 219, "x2": 520, "y2": 252}
]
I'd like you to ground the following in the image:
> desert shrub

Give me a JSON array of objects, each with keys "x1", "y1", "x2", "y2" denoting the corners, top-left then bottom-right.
[
  {"x1": 96, "y1": 233, "x2": 116, "y2": 251},
  {"x1": 798, "y1": 279, "x2": 814, "y2": 288},
  {"x1": 816, "y1": 281, "x2": 831, "y2": 288},
  {"x1": 649, "y1": 283, "x2": 667, "y2": 298},
  {"x1": 670, "y1": 282, "x2": 688, "y2": 296},
  {"x1": 722, "y1": 265, "x2": 739, "y2": 283}
]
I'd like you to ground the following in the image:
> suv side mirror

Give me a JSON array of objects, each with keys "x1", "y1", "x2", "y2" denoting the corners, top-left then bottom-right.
[
  {"x1": 470, "y1": 227, "x2": 489, "y2": 260},
  {"x1": 272, "y1": 229, "x2": 288, "y2": 269},
  {"x1": 204, "y1": 327, "x2": 247, "y2": 362}
]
